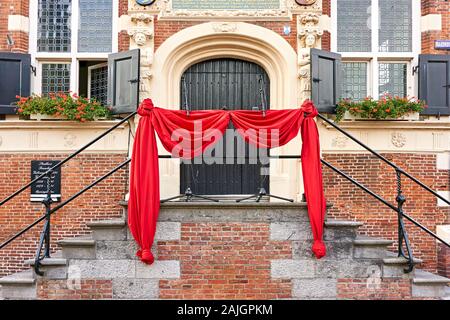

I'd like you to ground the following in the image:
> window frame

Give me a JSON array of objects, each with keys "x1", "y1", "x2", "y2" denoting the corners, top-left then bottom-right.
[
  {"x1": 331, "y1": 0, "x2": 420, "y2": 99},
  {"x1": 29, "y1": 0, "x2": 119, "y2": 95},
  {"x1": 87, "y1": 62, "x2": 108, "y2": 102}
]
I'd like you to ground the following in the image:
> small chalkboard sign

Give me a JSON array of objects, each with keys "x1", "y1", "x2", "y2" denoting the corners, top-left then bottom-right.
[{"x1": 30, "y1": 160, "x2": 62, "y2": 202}]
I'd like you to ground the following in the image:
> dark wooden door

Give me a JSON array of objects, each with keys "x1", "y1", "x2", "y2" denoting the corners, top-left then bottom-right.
[{"x1": 180, "y1": 58, "x2": 270, "y2": 195}]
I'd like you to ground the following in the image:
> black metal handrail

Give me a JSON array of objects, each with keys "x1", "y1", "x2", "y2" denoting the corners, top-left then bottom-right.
[
  {"x1": 318, "y1": 114, "x2": 450, "y2": 206},
  {"x1": 0, "y1": 111, "x2": 137, "y2": 208},
  {"x1": 1, "y1": 109, "x2": 449, "y2": 275},
  {"x1": 318, "y1": 113, "x2": 450, "y2": 272},
  {"x1": 0, "y1": 112, "x2": 136, "y2": 274}
]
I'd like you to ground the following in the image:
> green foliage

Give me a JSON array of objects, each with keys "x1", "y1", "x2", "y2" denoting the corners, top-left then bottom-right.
[
  {"x1": 335, "y1": 95, "x2": 426, "y2": 122},
  {"x1": 15, "y1": 92, "x2": 112, "y2": 122}
]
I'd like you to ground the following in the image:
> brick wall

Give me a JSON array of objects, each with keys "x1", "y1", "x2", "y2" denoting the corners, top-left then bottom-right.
[
  {"x1": 118, "y1": 0, "x2": 129, "y2": 52},
  {"x1": 322, "y1": 0, "x2": 331, "y2": 51},
  {"x1": 158, "y1": 223, "x2": 292, "y2": 299},
  {"x1": 154, "y1": 18, "x2": 298, "y2": 52},
  {"x1": 421, "y1": 0, "x2": 450, "y2": 54},
  {"x1": 337, "y1": 278, "x2": 413, "y2": 300},
  {"x1": 0, "y1": 0, "x2": 29, "y2": 53},
  {"x1": 322, "y1": 153, "x2": 449, "y2": 273},
  {"x1": 0, "y1": 153, "x2": 129, "y2": 277},
  {"x1": 437, "y1": 243, "x2": 449, "y2": 278},
  {"x1": 37, "y1": 279, "x2": 113, "y2": 300}
]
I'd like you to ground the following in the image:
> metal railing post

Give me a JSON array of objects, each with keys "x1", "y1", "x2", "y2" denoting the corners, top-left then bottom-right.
[{"x1": 395, "y1": 170, "x2": 414, "y2": 273}]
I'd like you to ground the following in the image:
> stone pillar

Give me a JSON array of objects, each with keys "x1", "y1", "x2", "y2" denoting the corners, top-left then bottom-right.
[{"x1": 295, "y1": 0, "x2": 323, "y2": 102}]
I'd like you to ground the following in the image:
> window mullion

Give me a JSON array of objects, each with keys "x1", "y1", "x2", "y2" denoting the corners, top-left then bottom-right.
[
  {"x1": 371, "y1": 0, "x2": 379, "y2": 98},
  {"x1": 70, "y1": 0, "x2": 79, "y2": 93}
]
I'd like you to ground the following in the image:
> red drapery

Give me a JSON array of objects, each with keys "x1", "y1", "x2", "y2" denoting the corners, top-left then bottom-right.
[{"x1": 128, "y1": 99, "x2": 326, "y2": 265}]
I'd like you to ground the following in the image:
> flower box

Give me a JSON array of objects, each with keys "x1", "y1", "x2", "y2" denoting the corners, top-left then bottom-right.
[
  {"x1": 30, "y1": 113, "x2": 66, "y2": 121},
  {"x1": 342, "y1": 111, "x2": 420, "y2": 121}
]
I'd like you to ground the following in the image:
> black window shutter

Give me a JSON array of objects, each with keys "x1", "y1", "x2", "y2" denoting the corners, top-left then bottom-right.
[
  {"x1": 107, "y1": 49, "x2": 140, "y2": 114},
  {"x1": 419, "y1": 54, "x2": 450, "y2": 116},
  {"x1": 0, "y1": 52, "x2": 31, "y2": 114},
  {"x1": 311, "y1": 48, "x2": 342, "y2": 113}
]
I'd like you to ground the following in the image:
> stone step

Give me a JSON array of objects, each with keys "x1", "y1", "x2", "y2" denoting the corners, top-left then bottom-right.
[
  {"x1": 87, "y1": 219, "x2": 127, "y2": 241},
  {"x1": 382, "y1": 256, "x2": 423, "y2": 278},
  {"x1": 58, "y1": 238, "x2": 96, "y2": 259},
  {"x1": 323, "y1": 220, "x2": 364, "y2": 242},
  {"x1": 353, "y1": 237, "x2": 394, "y2": 246},
  {"x1": 0, "y1": 270, "x2": 36, "y2": 300},
  {"x1": 25, "y1": 258, "x2": 68, "y2": 280},
  {"x1": 412, "y1": 270, "x2": 450, "y2": 298},
  {"x1": 383, "y1": 257, "x2": 423, "y2": 265},
  {"x1": 324, "y1": 220, "x2": 364, "y2": 228},
  {"x1": 413, "y1": 270, "x2": 450, "y2": 285},
  {"x1": 353, "y1": 237, "x2": 394, "y2": 259}
]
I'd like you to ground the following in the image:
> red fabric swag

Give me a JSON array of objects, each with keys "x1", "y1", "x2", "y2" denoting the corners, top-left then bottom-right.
[{"x1": 128, "y1": 99, "x2": 327, "y2": 265}]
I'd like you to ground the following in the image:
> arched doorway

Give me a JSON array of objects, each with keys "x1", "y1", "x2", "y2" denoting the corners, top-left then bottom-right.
[{"x1": 180, "y1": 58, "x2": 270, "y2": 196}]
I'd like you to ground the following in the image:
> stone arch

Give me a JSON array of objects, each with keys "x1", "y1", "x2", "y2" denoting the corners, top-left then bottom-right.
[
  {"x1": 151, "y1": 22, "x2": 301, "y2": 200},
  {"x1": 151, "y1": 22, "x2": 298, "y2": 110}
]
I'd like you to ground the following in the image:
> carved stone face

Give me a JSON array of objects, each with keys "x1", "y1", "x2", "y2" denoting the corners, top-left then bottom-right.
[
  {"x1": 134, "y1": 32, "x2": 147, "y2": 46},
  {"x1": 305, "y1": 34, "x2": 316, "y2": 47}
]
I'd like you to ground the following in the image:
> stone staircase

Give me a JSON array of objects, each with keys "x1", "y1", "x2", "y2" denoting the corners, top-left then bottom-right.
[{"x1": 0, "y1": 202, "x2": 448, "y2": 300}]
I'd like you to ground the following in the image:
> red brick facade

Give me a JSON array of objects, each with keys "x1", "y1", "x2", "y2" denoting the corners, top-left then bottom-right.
[
  {"x1": 437, "y1": 243, "x2": 450, "y2": 278},
  {"x1": 154, "y1": 18, "x2": 298, "y2": 52},
  {"x1": 158, "y1": 223, "x2": 292, "y2": 300},
  {"x1": 323, "y1": 153, "x2": 449, "y2": 273},
  {"x1": 0, "y1": 153, "x2": 129, "y2": 277},
  {"x1": 337, "y1": 278, "x2": 413, "y2": 300},
  {"x1": 37, "y1": 279, "x2": 113, "y2": 300},
  {"x1": 0, "y1": 0, "x2": 29, "y2": 53},
  {"x1": 421, "y1": 0, "x2": 450, "y2": 54}
]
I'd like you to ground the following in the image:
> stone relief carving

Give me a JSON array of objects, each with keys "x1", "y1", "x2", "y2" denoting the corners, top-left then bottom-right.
[
  {"x1": 297, "y1": 12, "x2": 323, "y2": 101},
  {"x1": 64, "y1": 133, "x2": 77, "y2": 148},
  {"x1": 127, "y1": 10, "x2": 155, "y2": 98},
  {"x1": 391, "y1": 132, "x2": 406, "y2": 148},
  {"x1": 212, "y1": 22, "x2": 238, "y2": 33},
  {"x1": 157, "y1": 0, "x2": 292, "y2": 20},
  {"x1": 332, "y1": 136, "x2": 349, "y2": 149},
  {"x1": 28, "y1": 132, "x2": 38, "y2": 149}
]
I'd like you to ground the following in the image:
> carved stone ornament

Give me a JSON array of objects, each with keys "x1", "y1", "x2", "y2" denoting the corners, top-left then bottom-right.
[
  {"x1": 391, "y1": 132, "x2": 406, "y2": 148},
  {"x1": 158, "y1": 0, "x2": 293, "y2": 20},
  {"x1": 297, "y1": 12, "x2": 323, "y2": 101},
  {"x1": 127, "y1": 13, "x2": 154, "y2": 46},
  {"x1": 212, "y1": 22, "x2": 238, "y2": 33},
  {"x1": 295, "y1": 0, "x2": 318, "y2": 5}
]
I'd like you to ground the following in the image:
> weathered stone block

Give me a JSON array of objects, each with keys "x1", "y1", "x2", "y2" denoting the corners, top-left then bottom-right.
[
  {"x1": 292, "y1": 278, "x2": 337, "y2": 299},
  {"x1": 135, "y1": 260, "x2": 180, "y2": 279},
  {"x1": 96, "y1": 240, "x2": 138, "y2": 260},
  {"x1": 69, "y1": 260, "x2": 136, "y2": 279},
  {"x1": 270, "y1": 222, "x2": 312, "y2": 241},
  {"x1": 412, "y1": 284, "x2": 446, "y2": 298},
  {"x1": 0, "y1": 285, "x2": 36, "y2": 300},
  {"x1": 62, "y1": 246, "x2": 96, "y2": 260},
  {"x1": 92, "y1": 228, "x2": 127, "y2": 241},
  {"x1": 354, "y1": 246, "x2": 387, "y2": 259},
  {"x1": 112, "y1": 278, "x2": 159, "y2": 299},
  {"x1": 155, "y1": 222, "x2": 181, "y2": 241},
  {"x1": 271, "y1": 259, "x2": 315, "y2": 279}
]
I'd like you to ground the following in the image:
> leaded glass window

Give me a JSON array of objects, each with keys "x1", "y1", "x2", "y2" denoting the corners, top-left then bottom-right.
[
  {"x1": 89, "y1": 65, "x2": 108, "y2": 106},
  {"x1": 41, "y1": 63, "x2": 71, "y2": 95},
  {"x1": 337, "y1": 0, "x2": 371, "y2": 52},
  {"x1": 37, "y1": 0, "x2": 72, "y2": 52},
  {"x1": 342, "y1": 62, "x2": 368, "y2": 101},
  {"x1": 78, "y1": 0, "x2": 113, "y2": 52},
  {"x1": 379, "y1": 0, "x2": 412, "y2": 52},
  {"x1": 378, "y1": 63, "x2": 407, "y2": 98}
]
